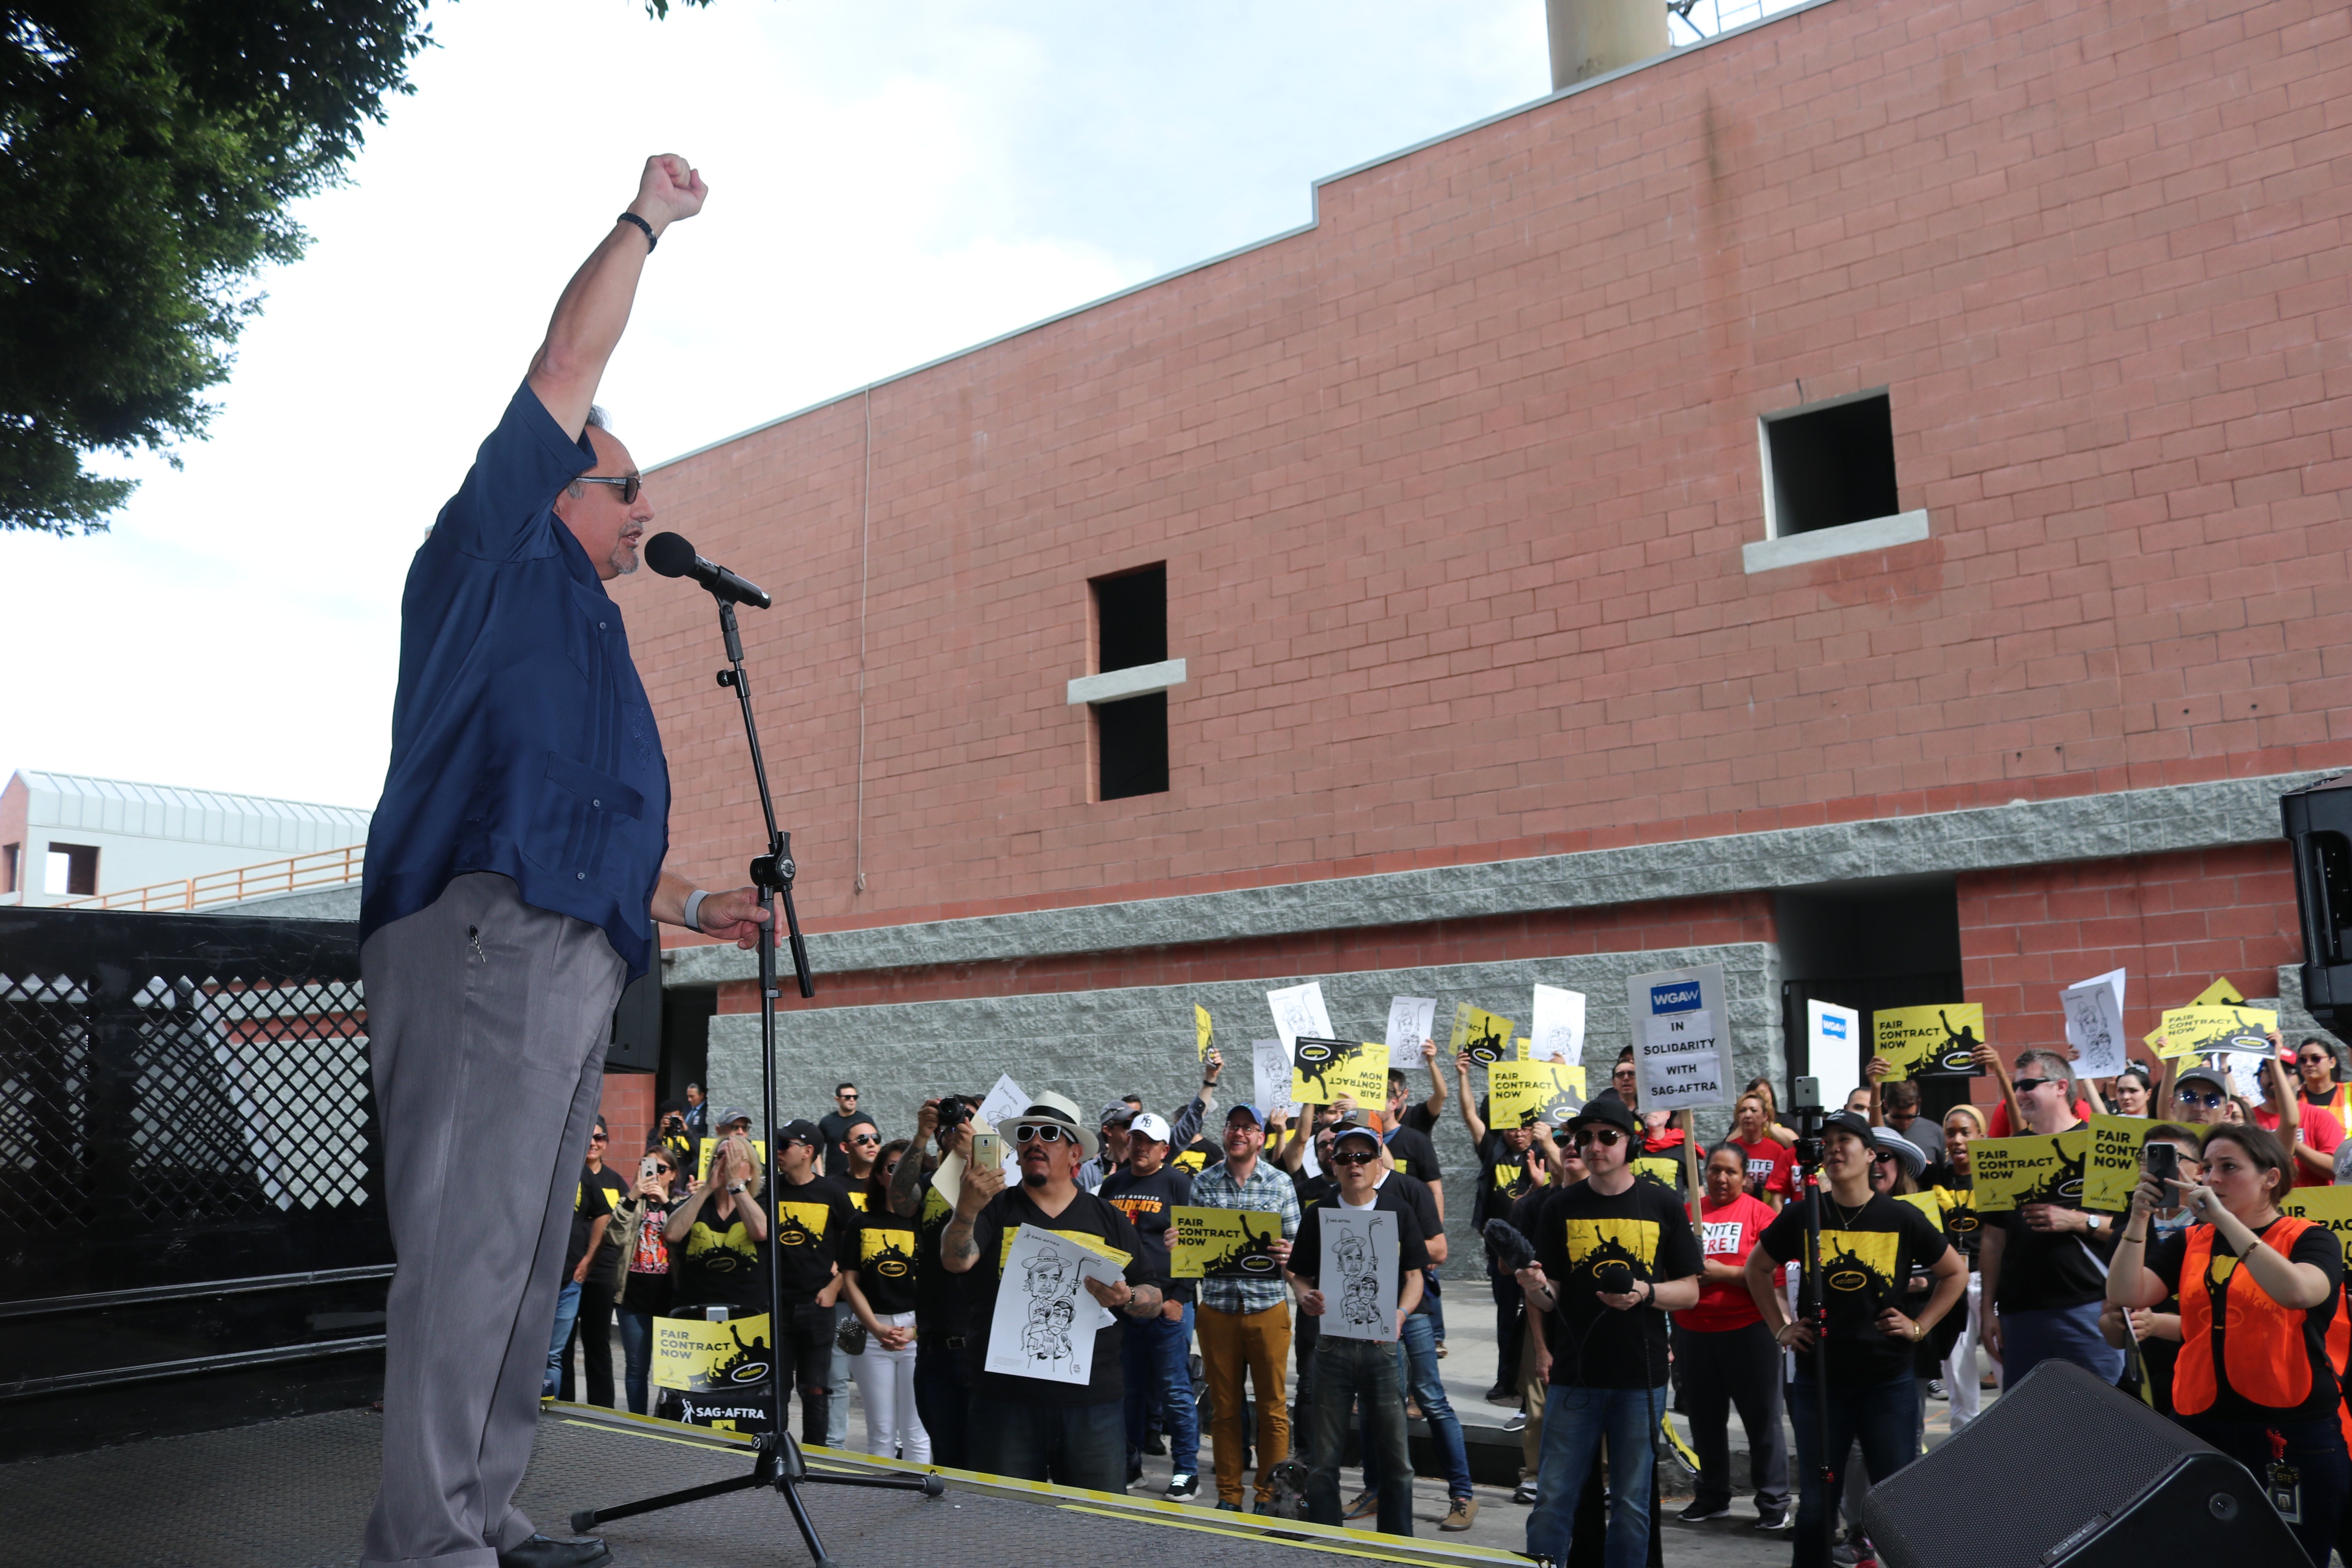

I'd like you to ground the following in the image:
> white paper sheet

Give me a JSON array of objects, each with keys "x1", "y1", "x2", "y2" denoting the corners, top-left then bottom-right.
[
  {"x1": 2062, "y1": 970, "x2": 2129, "y2": 1079},
  {"x1": 1530, "y1": 985, "x2": 1587, "y2": 1065},
  {"x1": 976, "y1": 1073, "x2": 1029, "y2": 1130},
  {"x1": 984, "y1": 1224, "x2": 1127, "y2": 1384},
  {"x1": 1265, "y1": 982, "x2": 1334, "y2": 1056},
  {"x1": 1252, "y1": 1039, "x2": 1297, "y2": 1120},
  {"x1": 1385, "y1": 996, "x2": 1438, "y2": 1072},
  {"x1": 1316, "y1": 1205, "x2": 1400, "y2": 1343},
  {"x1": 1808, "y1": 1000, "x2": 1862, "y2": 1111}
]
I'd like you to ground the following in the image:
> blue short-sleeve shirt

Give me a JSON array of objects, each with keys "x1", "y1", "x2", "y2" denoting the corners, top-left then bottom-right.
[{"x1": 359, "y1": 383, "x2": 671, "y2": 979}]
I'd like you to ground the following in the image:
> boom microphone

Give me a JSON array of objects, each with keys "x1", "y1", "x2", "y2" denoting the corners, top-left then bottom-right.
[{"x1": 644, "y1": 532, "x2": 771, "y2": 609}]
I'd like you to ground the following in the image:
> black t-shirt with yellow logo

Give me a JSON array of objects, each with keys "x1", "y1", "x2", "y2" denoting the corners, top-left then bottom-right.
[
  {"x1": 1923, "y1": 1160, "x2": 1980, "y2": 1267},
  {"x1": 1758, "y1": 1191, "x2": 1950, "y2": 1388},
  {"x1": 1100, "y1": 1164, "x2": 1194, "y2": 1303},
  {"x1": 850, "y1": 1207, "x2": 922, "y2": 1317},
  {"x1": 677, "y1": 1191, "x2": 773, "y2": 1314},
  {"x1": 769, "y1": 1173, "x2": 853, "y2": 1307},
  {"x1": 1530, "y1": 1177, "x2": 1704, "y2": 1389}
]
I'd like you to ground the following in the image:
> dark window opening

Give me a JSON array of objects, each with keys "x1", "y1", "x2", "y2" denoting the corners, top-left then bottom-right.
[
  {"x1": 1777, "y1": 873, "x2": 1970, "y2": 1123},
  {"x1": 50, "y1": 842, "x2": 99, "y2": 897},
  {"x1": 1765, "y1": 391, "x2": 1899, "y2": 537},
  {"x1": 2, "y1": 842, "x2": 17, "y2": 895},
  {"x1": 1091, "y1": 564, "x2": 1169, "y2": 800}
]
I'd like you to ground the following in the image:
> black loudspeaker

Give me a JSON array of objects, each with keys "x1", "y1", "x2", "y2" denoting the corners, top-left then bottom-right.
[
  {"x1": 2284, "y1": 775, "x2": 2352, "y2": 1032},
  {"x1": 1860, "y1": 1360, "x2": 2311, "y2": 1568}
]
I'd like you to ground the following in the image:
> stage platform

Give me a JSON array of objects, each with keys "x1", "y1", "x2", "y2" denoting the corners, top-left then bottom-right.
[{"x1": 0, "y1": 1403, "x2": 1523, "y2": 1568}]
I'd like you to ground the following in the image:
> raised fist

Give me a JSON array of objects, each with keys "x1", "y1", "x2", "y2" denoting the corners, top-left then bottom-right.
[{"x1": 631, "y1": 154, "x2": 707, "y2": 230}]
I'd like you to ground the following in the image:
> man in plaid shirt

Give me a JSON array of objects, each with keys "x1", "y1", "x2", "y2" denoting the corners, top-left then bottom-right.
[{"x1": 1189, "y1": 1103, "x2": 1301, "y2": 1512}]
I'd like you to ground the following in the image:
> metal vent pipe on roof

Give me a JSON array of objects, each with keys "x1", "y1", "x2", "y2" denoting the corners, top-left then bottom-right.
[{"x1": 1545, "y1": 0, "x2": 1670, "y2": 89}]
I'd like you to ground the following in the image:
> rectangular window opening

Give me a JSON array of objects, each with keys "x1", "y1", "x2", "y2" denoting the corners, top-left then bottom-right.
[
  {"x1": 1762, "y1": 390, "x2": 1899, "y2": 538},
  {"x1": 1091, "y1": 564, "x2": 1169, "y2": 800},
  {"x1": 48, "y1": 842, "x2": 99, "y2": 897},
  {"x1": 2, "y1": 842, "x2": 18, "y2": 895}
]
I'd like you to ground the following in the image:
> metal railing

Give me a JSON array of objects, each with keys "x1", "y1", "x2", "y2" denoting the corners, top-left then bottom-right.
[{"x1": 53, "y1": 843, "x2": 365, "y2": 911}]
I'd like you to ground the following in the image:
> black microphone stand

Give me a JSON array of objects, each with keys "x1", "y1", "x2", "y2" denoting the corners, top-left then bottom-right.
[
  {"x1": 572, "y1": 594, "x2": 941, "y2": 1565},
  {"x1": 1790, "y1": 1100, "x2": 1834, "y2": 1568}
]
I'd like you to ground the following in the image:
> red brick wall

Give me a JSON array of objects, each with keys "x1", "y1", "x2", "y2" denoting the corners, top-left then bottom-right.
[
  {"x1": 625, "y1": 0, "x2": 2352, "y2": 946},
  {"x1": 1957, "y1": 844, "x2": 2301, "y2": 1069},
  {"x1": 597, "y1": 1071, "x2": 657, "y2": 1162},
  {"x1": 715, "y1": 891, "x2": 1778, "y2": 1013}
]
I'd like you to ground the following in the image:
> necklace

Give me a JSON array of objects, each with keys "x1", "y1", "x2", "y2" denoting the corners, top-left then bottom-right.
[{"x1": 1824, "y1": 1191, "x2": 1869, "y2": 1229}]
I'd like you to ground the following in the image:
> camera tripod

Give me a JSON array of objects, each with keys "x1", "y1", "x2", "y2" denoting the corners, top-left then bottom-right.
[{"x1": 572, "y1": 594, "x2": 942, "y2": 1564}]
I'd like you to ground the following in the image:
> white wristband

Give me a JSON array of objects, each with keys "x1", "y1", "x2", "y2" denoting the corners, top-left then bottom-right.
[{"x1": 683, "y1": 888, "x2": 711, "y2": 932}]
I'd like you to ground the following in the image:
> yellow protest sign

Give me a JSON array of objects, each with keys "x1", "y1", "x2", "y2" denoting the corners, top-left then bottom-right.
[
  {"x1": 2144, "y1": 977, "x2": 2248, "y2": 1050},
  {"x1": 1449, "y1": 1003, "x2": 1520, "y2": 1065},
  {"x1": 2154, "y1": 1005, "x2": 2275, "y2": 1059},
  {"x1": 1872, "y1": 1004, "x2": 1986, "y2": 1080},
  {"x1": 1170, "y1": 1206, "x2": 1284, "y2": 1279},
  {"x1": 697, "y1": 1138, "x2": 768, "y2": 1181},
  {"x1": 2083, "y1": 1116, "x2": 2151, "y2": 1213},
  {"x1": 1488, "y1": 1061, "x2": 1588, "y2": 1128},
  {"x1": 1971, "y1": 1130, "x2": 2089, "y2": 1213},
  {"x1": 1894, "y1": 1191, "x2": 1942, "y2": 1228},
  {"x1": 2281, "y1": 1187, "x2": 2352, "y2": 1272},
  {"x1": 1196, "y1": 1005, "x2": 1214, "y2": 1061},
  {"x1": 651, "y1": 1312, "x2": 772, "y2": 1394},
  {"x1": 1292, "y1": 1037, "x2": 1386, "y2": 1107}
]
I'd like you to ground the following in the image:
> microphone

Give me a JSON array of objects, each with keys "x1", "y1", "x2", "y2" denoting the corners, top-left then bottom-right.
[{"x1": 644, "y1": 532, "x2": 771, "y2": 609}]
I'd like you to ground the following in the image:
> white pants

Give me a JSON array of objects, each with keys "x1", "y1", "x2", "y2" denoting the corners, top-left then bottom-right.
[
  {"x1": 850, "y1": 1310, "x2": 930, "y2": 1463},
  {"x1": 1942, "y1": 1272, "x2": 1983, "y2": 1430}
]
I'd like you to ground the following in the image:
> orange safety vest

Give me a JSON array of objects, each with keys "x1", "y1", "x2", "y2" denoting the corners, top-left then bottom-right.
[{"x1": 2174, "y1": 1216, "x2": 2348, "y2": 1417}]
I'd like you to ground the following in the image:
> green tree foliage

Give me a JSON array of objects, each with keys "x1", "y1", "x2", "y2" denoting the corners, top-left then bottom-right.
[{"x1": 0, "y1": 0, "x2": 434, "y2": 534}]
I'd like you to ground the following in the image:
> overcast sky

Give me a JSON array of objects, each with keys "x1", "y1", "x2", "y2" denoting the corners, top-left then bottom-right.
[{"x1": 2, "y1": 1, "x2": 1770, "y2": 814}]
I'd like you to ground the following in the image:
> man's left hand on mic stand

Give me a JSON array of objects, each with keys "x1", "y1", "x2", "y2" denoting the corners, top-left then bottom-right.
[{"x1": 653, "y1": 873, "x2": 769, "y2": 948}]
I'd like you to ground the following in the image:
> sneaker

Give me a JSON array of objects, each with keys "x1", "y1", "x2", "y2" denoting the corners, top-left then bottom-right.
[
  {"x1": 1441, "y1": 1496, "x2": 1479, "y2": 1531},
  {"x1": 1215, "y1": 1501, "x2": 1242, "y2": 1513},
  {"x1": 1165, "y1": 1474, "x2": 1200, "y2": 1499},
  {"x1": 1513, "y1": 1479, "x2": 1539, "y2": 1505},
  {"x1": 1755, "y1": 1506, "x2": 1792, "y2": 1531},
  {"x1": 1927, "y1": 1379, "x2": 1947, "y2": 1401},
  {"x1": 1344, "y1": 1490, "x2": 1379, "y2": 1521},
  {"x1": 1485, "y1": 1383, "x2": 1517, "y2": 1404},
  {"x1": 1679, "y1": 1501, "x2": 1731, "y2": 1522},
  {"x1": 1503, "y1": 1410, "x2": 1528, "y2": 1432},
  {"x1": 1435, "y1": 1342, "x2": 1448, "y2": 1357}
]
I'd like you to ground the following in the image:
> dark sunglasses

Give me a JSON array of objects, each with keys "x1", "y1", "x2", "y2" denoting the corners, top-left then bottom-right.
[
  {"x1": 589, "y1": 1132, "x2": 608, "y2": 1142},
  {"x1": 2300, "y1": 1054, "x2": 2332, "y2": 1066},
  {"x1": 2176, "y1": 1089, "x2": 2225, "y2": 1109},
  {"x1": 573, "y1": 474, "x2": 642, "y2": 504},
  {"x1": 1014, "y1": 1123, "x2": 1076, "y2": 1144},
  {"x1": 1871, "y1": 1150, "x2": 1897, "y2": 1164},
  {"x1": 850, "y1": 1134, "x2": 880, "y2": 1146},
  {"x1": 1328, "y1": 1148, "x2": 1380, "y2": 1167},
  {"x1": 2011, "y1": 1078, "x2": 2057, "y2": 1094},
  {"x1": 1574, "y1": 1127, "x2": 1625, "y2": 1148}
]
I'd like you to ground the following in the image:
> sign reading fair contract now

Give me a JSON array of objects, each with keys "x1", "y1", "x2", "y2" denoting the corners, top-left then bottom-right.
[{"x1": 1627, "y1": 964, "x2": 1732, "y2": 1112}]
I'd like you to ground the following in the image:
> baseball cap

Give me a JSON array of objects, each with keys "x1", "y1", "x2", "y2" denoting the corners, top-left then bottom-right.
[
  {"x1": 1566, "y1": 1096, "x2": 1639, "y2": 1138},
  {"x1": 1099, "y1": 1102, "x2": 1138, "y2": 1127},
  {"x1": 1822, "y1": 1109, "x2": 1874, "y2": 1144},
  {"x1": 1224, "y1": 1103, "x2": 1267, "y2": 1129},
  {"x1": 1129, "y1": 1112, "x2": 1173, "y2": 1143},
  {"x1": 2174, "y1": 1064, "x2": 2232, "y2": 1096},
  {"x1": 715, "y1": 1106, "x2": 752, "y2": 1132},
  {"x1": 776, "y1": 1119, "x2": 821, "y2": 1147},
  {"x1": 1332, "y1": 1118, "x2": 1383, "y2": 1152}
]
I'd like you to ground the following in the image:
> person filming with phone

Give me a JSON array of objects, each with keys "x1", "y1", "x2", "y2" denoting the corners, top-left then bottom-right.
[{"x1": 2107, "y1": 1123, "x2": 2348, "y2": 1566}]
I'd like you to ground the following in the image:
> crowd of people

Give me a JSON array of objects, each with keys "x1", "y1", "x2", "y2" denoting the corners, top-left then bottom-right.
[{"x1": 542, "y1": 1024, "x2": 2352, "y2": 1568}]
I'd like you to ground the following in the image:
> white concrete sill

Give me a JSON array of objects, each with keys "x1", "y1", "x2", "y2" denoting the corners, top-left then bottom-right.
[
  {"x1": 1742, "y1": 509, "x2": 1929, "y2": 574},
  {"x1": 1066, "y1": 658, "x2": 1187, "y2": 706}
]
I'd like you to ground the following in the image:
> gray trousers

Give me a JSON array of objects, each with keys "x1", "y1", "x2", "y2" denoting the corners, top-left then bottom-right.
[{"x1": 362, "y1": 874, "x2": 626, "y2": 1568}]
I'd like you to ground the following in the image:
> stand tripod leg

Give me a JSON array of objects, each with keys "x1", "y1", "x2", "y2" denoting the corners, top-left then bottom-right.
[{"x1": 569, "y1": 1450, "x2": 774, "y2": 1532}]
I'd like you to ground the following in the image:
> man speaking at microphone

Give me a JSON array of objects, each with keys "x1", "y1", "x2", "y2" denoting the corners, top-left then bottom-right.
[{"x1": 358, "y1": 155, "x2": 765, "y2": 1568}]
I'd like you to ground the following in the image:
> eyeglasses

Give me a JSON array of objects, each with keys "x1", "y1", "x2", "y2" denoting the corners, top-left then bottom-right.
[
  {"x1": 2176, "y1": 1089, "x2": 2225, "y2": 1109},
  {"x1": 838, "y1": 1092, "x2": 858, "y2": 1100},
  {"x1": 1574, "y1": 1127, "x2": 1625, "y2": 1148},
  {"x1": 1328, "y1": 1149, "x2": 1380, "y2": 1167},
  {"x1": 573, "y1": 474, "x2": 642, "y2": 504},
  {"x1": 2011, "y1": 1078, "x2": 2056, "y2": 1094},
  {"x1": 851, "y1": 1134, "x2": 880, "y2": 1146},
  {"x1": 589, "y1": 1132, "x2": 608, "y2": 1142},
  {"x1": 1872, "y1": 1150, "x2": 1897, "y2": 1164},
  {"x1": 2301, "y1": 1054, "x2": 2332, "y2": 1067},
  {"x1": 651, "y1": 1165, "x2": 671, "y2": 1174},
  {"x1": 1014, "y1": 1123, "x2": 1076, "y2": 1144}
]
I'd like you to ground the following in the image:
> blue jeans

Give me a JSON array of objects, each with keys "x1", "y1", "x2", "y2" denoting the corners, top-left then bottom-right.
[
  {"x1": 617, "y1": 1306, "x2": 655, "y2": 1414},
  {"x1": 975, "y1": 1394, "x2": 1127, "y2": 1491},
  {"x1": 1789, "y1": 1371, "x2": 1918, "y2": 1563},
  {"x1": 1526, "y1": 1382, "x2": 1662, "y2": 1568},
  {"x1": 1361, "y1": 1310, "x2": 1473, "y2": 1500},
  {"x1": 1123, "y1": 1304, "x2": 1201, "y2": 1477},
  {"x1": 543, "y1": 1280, "x2": 581, "y2": 1398},
  {"x1": 1999, "y1": 1299, "x2": 2125, "y2": 1387},
  {"x1": 1307, "y1": 1335, "x2": 1414, "y2": 1535},
  {"x1": 914, "y1": 1335, "x2": 972, "y2": 1470}
]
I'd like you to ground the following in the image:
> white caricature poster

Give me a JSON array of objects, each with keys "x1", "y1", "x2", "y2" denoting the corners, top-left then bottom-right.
[
  {"x1": 1252, "y1": 1040, "x2": 1297, "y2": 1120},
  {"x1": 2062, "y1": 969, "x2": 2129, "y2": 1081},
  {"x1": 1385, "y1": 996, "x2": 1439, "y2": 1072},
  {"x1": 1265, "y1": 982, "x2": 1334, "y2": 1056},
  {"x1": 976, "y1": 1074, "x2": 1029, "y2": 1130},
  {"x1": 1531, "y1": 985, "x2": 1588, "y2": 1065},
  {"x1": 986, "y1": 1224, "x2": 1128, "y2": 1385},
  {"x1": 1316, "y1": 1206, "x2": 1400, "y2": 1344}
]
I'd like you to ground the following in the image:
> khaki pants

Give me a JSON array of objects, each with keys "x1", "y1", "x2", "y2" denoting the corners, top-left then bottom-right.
[
  {"x1": 1520, "y1": 1314, "x2": 1546, "y2": 1480},
  {"x1": 1198, "y1": 1301, "x2": 1292, "y2": 1507}
]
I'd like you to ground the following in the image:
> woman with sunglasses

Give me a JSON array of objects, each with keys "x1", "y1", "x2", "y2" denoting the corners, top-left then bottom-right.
[
  {"x1": 2248, "y1": 1035, "x2": 2345, "y2": 1189},
  {"x1": 558, "y1": 1120, "x2": 631, "y2": 1407},
  {"x1": 2294, "y1": 1037, "x2": 2352, "y2": 1123},
  {"x1": 841, "y1": 1139, "x2": 932, "y2": 1464},
  {"x1": 604, "y1": 1143, "x2": 682, "y2": 1415},
  {"x1": 2109, "y1": 1123, "x2": 2348, "y2": 1566}
]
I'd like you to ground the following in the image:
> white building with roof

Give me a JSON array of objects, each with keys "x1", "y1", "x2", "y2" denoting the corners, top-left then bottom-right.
[{"x1": 0, "y1": 770, "x2": 372, "y2": 909}]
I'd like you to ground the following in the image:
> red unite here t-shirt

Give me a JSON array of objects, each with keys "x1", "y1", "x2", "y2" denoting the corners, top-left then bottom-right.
[
  {"x1": 2253, "y1": 1104, "x2": 2345, "y2": 1187},
  {"x1": 1728, "y1": 1136, "x2": 1794, "y2": 1200},
  {"x1": 1679, "y1": 1192, "x2": 1780, "y2": 1332}
]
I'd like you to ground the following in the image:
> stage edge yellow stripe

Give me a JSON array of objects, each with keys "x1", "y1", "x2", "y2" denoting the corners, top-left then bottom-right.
[{"x1": 1054, "y1": 1504, "x2": 1503, "y2": 1567}]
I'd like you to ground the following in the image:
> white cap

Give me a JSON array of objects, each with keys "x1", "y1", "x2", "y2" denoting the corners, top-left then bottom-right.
[{"x1": 1129, "y1": 1112, "x2": 1173, "y2": 1144}]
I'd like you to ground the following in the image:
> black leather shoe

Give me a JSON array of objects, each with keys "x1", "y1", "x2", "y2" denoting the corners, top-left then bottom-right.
[{"x1": 497, "y1": 1535, "x2": 612, "y2": 1568}]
